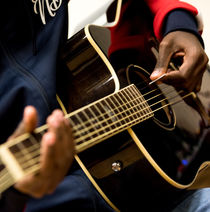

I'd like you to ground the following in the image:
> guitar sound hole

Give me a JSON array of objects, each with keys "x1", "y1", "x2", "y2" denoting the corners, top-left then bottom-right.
[{"x1": 125, "y1": 64, "x2": 176, "y2": 130}]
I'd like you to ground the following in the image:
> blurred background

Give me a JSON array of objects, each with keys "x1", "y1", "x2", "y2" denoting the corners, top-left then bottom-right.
[
  {"x1": 184, "y1": 0, "x2": 210, "y2": 58},
  {"x1": 67, "y1": 0, "x2": 210, "y2": 57}
]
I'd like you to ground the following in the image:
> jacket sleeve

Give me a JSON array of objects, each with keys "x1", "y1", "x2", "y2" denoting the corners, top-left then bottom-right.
[
  {"x1": 108, "y1": 0, "x2": 203, "y2": 59},
  {"x1": 144, "y1": 0, "x2": 202, "y2": 40}
]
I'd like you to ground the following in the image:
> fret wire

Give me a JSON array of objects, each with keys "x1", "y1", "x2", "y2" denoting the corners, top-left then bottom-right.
[
  {"x1": 68, "y1": 117, "x2": 77, "y2": 131},
  {"x1": 71, "y1": 85, "x2": 149, "y2": 133},
  {"x1": 72, "y1": 105, "x2": 106, "y2": 138},
  {"x1": 120, "y1": 89, "x2": 140, "y2": 121},
  {"x1": 107, "y1": 96, "x2": 121, "y2": 127},
  {"x1": 129, "y1": 86, "x2": 150, "y2": 120},
  {"x1": 23, "y1": 163, "x2": 40, "y2": 176},
  {"x1": 98, "y1": 101, "x2": 113, "y2": 131},
  {"x1": 21, "y1": 156, "x2": 40, "y2": 169},
  {"x1": 115, "y1": 91, "x2": 133, "y2": 123},
  {"x1": 76, "y1": 107, "x2": 153, "y2": 148},
  {"x1": 11, "y1": 135, "x2": 41, "y2": 171},
  {"x1": 126, "y1": 87, "x2": 148, "y2": 118},
  {"x1": 14, "y1": 149, "x2": 40, "y2": 167},
  {"x1": 87, "y1": 106, "x2": 105, "y2": 135},
  {"x1": 76, "y1": 87, "x2": 187, "y2": 147},
  {"x1": 0, "y1": 172, "x2": 13, "y2": 184},
  {"x1": 0, "y1": 172, "x2": 10, "y2": 181},
  {"x1": 81, "y1": 109, "x2": 96, "y2": 139},
  {"x1": 121, "y1": 89, "x2": 140, "y2": 121},
  {"x1": 73, "y1": 101, "x2": 113, "y2": 143},
  {"x1": 74, "y1": 112, "x2": 94, "y2": 142},
  {"x1": 11, "y1": 140, "x2": 35, "y2": 170},
  {"x1": 75, "y1": 86, "x2": 144, "y2": 136},
  {"x1": 102, "y1": 98, "x2": 119, "y2": 129},
  {"x1": 0, "y1": 177, "x2": 14, "y2": 192},
  {"x1": 91, "y1": 104, "x2": 107, "y2": 134},
  {"x1": 73, "y1": 89, "x2": 151, "y2": 137},
  {"x1": 75, "y1": 103, "x2": 153, "y2": 145},
  {"x1": 73, "y1": 102, "x2": 151, "y2": 138},
  {"x1": 0, "y1": 162, "x2": 15, "y2": 193},
  {"x1": 68, "y1": 117, "x2": 80, "y2": 141},
  {"x1": 38, "y1": 130, "x2": 46, "y2": 137},
  {"x1": 13, "y1": 143, "x2": 40, "y2": 163},
  {"x1": 31, "y1": 133, "x2": 42, "y2": 147},
  {"x1": 110, "y1": 95, "x2": 123, "y2": 120},
  {"x1": 131, "y1": 86, "x2": 152, "y2": 117}
]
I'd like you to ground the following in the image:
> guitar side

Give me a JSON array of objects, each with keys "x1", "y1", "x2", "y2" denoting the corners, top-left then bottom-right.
[{"x1": 58, "y1": 21, "x2": 210, "y2": 211}]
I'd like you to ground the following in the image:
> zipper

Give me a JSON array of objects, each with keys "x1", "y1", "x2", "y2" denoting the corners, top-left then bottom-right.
[{"x1": 0, "y1": 40, "x2": 52, "y2": 113}]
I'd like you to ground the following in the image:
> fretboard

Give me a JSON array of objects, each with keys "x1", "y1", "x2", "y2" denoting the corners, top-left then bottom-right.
[
  {"x1": 0, "y1": 84, "x2": 153, "y2": 192},
  {"x1": 69, "y1": 84, "x2": 153, "y2": 152}
]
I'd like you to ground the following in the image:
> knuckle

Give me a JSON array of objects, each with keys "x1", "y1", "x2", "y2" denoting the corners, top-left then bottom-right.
[
  {"x1": 193, "y1": 49, "x2": 209, "y2": 65},
  {"x1": 203, "y1": 53, "x2": 209, "y2": 64},
  {"x1": 159, "y1": 40, "x2": 170, "y2": 50}
]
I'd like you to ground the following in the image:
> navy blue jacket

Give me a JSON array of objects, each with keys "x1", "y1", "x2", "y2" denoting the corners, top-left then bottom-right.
[{"x1": 0, "y1": 0, "x2": 68, "y2": 143}]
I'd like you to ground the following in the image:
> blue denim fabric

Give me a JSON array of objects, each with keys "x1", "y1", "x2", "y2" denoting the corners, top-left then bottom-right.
[
  {"x1": 25, "y1": 172, "x2": 210, "y2": 212},
  {"x1": 172, "y1": 188, "x2": 210, "y2": 212},
  {"x1": 25, "y1": 169, "x2": 115, "y2": 212}
]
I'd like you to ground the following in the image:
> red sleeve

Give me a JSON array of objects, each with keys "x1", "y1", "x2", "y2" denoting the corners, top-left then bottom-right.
[
  {"x1": 145, "y1": 0, "x2": 198, "y2": 39},
  {"x1": 108, "y1": 0, "x2": 200, "y2": 57}
]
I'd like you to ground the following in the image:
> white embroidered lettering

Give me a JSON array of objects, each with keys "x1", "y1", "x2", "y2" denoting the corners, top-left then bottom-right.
[{"x1": 31, "y1": 0, "x2": 63, "y2": 25}]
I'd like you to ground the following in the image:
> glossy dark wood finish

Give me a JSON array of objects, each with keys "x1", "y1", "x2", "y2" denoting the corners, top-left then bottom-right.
[
  {"x1": 58, "y1": 25, "x2": 210, "y2": 211},
  {"x1": 58, "y1": 29, "x2": 116, "y2": 112}
]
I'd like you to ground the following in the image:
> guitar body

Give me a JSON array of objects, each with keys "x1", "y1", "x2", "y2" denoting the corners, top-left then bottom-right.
[{"x1": 58, "y1": 24, "x2": 210, "y2": 211}]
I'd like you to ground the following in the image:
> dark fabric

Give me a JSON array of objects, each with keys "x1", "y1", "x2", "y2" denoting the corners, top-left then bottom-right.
[
  {"x1": 0, "y1": 0, "x2": 68, "y2": 211},
  {"x1": 0, "y1": 187, "x2": 30, "y2": 212},
  {"x1": 163, "y1": 9, "x2": 204, "y2": 47}
]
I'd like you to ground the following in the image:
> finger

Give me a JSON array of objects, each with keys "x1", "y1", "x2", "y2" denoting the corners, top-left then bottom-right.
[
  {"x1": 195, "y1": 77, "x2": 203, "y2": 92},
  {"x1": 8, "y1": 106, "x2": 38, "y2": 140},
  {"x1": 150, "y1": 41, "x2": 174, "y2": 81},
  {"x1": 40, "y1": 110, "x2": 74, "y2": 193},
  {"x1": 162, "y1": 50, "x2": 207, "y2": 91},
  {"x1": 15, "y1": 132, "x2": 56, "y2": 198}
]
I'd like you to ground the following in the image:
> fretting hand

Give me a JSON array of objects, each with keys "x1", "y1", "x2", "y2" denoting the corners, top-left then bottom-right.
[{"x1": 8, "y1": 106, "x2": 75, "y2": 198}]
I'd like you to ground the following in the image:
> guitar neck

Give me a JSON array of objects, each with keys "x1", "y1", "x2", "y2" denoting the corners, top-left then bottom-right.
[
  {"x1": 70, "y1": 84, "x2": 153, "y2": 152},
  {"x1": 0, "y1": 84, "x2": 153, "y2": 193}
]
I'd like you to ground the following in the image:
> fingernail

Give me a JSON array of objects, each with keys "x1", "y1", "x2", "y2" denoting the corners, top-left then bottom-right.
[{"x1": 151, "y1": 70, "x2": 160, "y2": 78}]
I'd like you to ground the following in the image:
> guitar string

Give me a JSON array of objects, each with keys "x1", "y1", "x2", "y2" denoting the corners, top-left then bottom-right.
[
  {"x1": 8, "y1": 89, "x2": 192, "y2": 174},
  {"x1": 72, "y1": 87, "x2": 181, "y2": 136},
  {"x1": 0, "y1": 79, "x2": 195, "y2": 191},
  {"x1": 71, "y1": 89, "x2": 185, "y2": 143},
  {"x1": 12, "y1": 84, "x2": 178, "y2": 162},
  {"x1": 69, "y1": 82, "x2": 182, "y2": 136},
  {"x1": 0, "y1": 91, "x2": 193, "y2": 192},
  {"x1": 10, "y1": 86, "x2": 185, "y2": 160},
  {"x1": 0, "y1": 162, "x2": 15, "y2": 193}
]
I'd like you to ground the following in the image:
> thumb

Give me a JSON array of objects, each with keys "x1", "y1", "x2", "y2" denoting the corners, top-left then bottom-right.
[
  {"x1": 8, "y1": 106, "x2": 38, "y2": 140},
  {"x1": 150, "y1": 44, "x2": 173, "y2": 81}
]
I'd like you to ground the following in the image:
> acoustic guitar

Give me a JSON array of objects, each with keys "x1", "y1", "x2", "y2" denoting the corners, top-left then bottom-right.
[{"x1": 1, "y1": 0, "x2": 210, "y2": 211}]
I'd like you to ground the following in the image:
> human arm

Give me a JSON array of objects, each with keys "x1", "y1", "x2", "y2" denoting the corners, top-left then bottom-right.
[
  {"x1": 108, "y1": 0, "x2": 208, "y2": 92},
  {"x1": 150, "y1": 30, "x2": 208, "y2": 92},
  {"x1": 148, "y1": 1, "x2": 209, "y2": 92}
]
